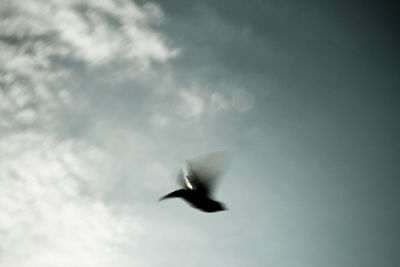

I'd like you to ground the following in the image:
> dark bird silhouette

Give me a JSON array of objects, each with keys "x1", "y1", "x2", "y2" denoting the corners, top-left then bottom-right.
[{"x1": 159, "y1": 152, "x2": 230, "y2": 212}]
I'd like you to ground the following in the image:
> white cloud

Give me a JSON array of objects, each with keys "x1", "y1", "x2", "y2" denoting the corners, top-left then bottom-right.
[
  {"x1": 44, "y1": 0, "x2": 176, "y2": 66},
  {"x1": 210, "y1": 91, "x2": 228, "y2": 111},
  {"x1": 179, "y1": 90, "x2": 205, "y2": 118},
  {"x1": 0, "y1": 0, "x2": 180, "y2": 132},
  {"x1": 0, "y1": 131, "x2": 137, "y2": 267},
  {"x1": 0, "y1": 0, "x2": 180, "y2": 266},
  {"x1": 14, "y1": 108, "x2": 36, "y2": 124},
  {"x1": 150, "y1": 112, "x2": 169, "y2": 127},
  {"x1": 0, "y1": 0, "x2": 178, "y2": 94},
  {"x1": 148, "y1": 87, "x2": 229, "y2": 129}
]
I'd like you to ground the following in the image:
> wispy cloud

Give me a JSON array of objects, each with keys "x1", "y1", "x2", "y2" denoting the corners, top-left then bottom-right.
[
  {"x1": 149, "y1": 86, "x2": 229, "y2": 129},
  {"x1": 0, "y1": 132, "x2": 136, "y2": 267},
  {"x1": 1, "y1": 0, "x2": 178, "y2": 67},
  {"x1": 0, "y1": 0, "x2": 179, "y2": 266}
]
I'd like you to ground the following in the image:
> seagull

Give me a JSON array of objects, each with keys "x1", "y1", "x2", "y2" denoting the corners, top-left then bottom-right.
[{"x1": 159, "y1": 152, "x2": 230, "y2": 212}]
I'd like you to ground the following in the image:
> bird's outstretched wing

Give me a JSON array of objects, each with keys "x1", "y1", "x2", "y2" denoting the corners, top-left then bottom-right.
[
  {"x1": 176, "y1": 168, "x2": 193, "y2": 190},
  {"x1": 186, "y1": 151, "x2": 231, "y2": 196}
]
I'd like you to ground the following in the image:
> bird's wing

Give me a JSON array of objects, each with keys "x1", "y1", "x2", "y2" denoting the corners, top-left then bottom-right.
[
  {"x1": 186, "y1": 151, "x2": 231, "y2": 196},
  {"x1": 176, "y1": 168, "x2": 193, "y2": 190}
]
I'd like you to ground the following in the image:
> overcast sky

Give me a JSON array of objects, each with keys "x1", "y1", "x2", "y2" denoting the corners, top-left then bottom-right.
[{"x1": 1, "y1": 0, "x2": 399, "y2": 266}]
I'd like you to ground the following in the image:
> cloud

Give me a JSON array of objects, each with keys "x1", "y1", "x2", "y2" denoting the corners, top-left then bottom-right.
[
  {"x1": 148, "y1": 86, "x2": 229, "y2": 129},
  {"x1": 178, "y1": 90, "x2": 205, "y2": 118},
  {"x1": 0, "y1": 0, "x2": 179, "y2": 266},
  {"x1": 0, "y1": 0, "x2": 181, "y2": 133},
  {"x1": 1, "y1": 0, "x2": 178, "y2": 67},
  {"x1": 0, "y1": 131, "x2": 137, "y2": 267}
]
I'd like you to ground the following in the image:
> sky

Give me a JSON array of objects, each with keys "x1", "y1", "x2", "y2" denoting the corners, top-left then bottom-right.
[{"x1": 1, "y1": 0, "x2": 399, "y2": 266}]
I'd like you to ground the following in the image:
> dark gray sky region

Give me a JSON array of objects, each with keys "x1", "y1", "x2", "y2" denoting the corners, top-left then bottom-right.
[{"x1": 1, "y1": 0, "x2": 399, "y2": 266}]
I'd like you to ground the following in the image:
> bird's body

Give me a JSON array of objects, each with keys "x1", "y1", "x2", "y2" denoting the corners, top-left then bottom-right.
[{"x1": 159, "y1": 152, "x2": 229, "y2": 213}]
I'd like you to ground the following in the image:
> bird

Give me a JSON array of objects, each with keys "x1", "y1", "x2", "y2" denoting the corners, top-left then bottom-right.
[{"x1": 159, "y1": 152, "x2": 230, "y2": 212}]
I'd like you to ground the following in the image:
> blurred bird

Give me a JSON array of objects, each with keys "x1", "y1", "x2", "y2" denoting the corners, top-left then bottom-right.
[{"x1": 159, "y1": 152, "x2": 230, "y2": 212}]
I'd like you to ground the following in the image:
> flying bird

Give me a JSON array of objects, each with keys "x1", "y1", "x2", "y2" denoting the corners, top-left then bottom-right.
[{"x1": 159, "y1": 152, "x2": 230, "y2": 212}]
